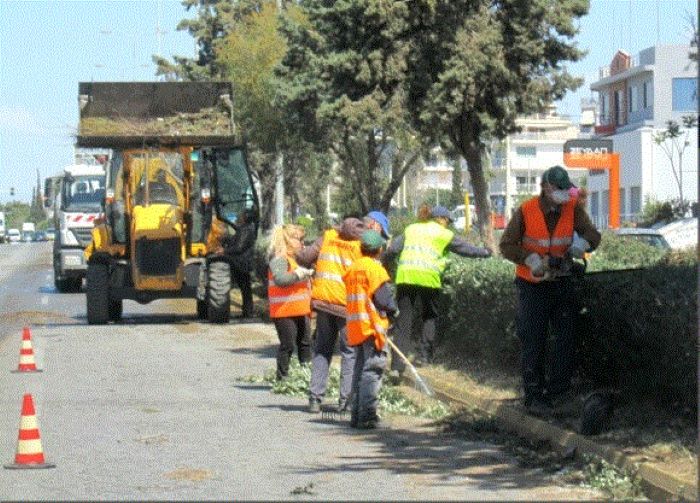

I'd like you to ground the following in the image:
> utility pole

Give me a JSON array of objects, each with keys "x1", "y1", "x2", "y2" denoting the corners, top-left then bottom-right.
[{"x1": 274, "y1": 0, "x2": 285, "y2": 225}]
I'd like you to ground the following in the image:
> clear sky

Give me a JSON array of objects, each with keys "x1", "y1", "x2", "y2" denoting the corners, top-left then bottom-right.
[{"x1": 0, "y1": 0, "x2": 697, "y2": 204}]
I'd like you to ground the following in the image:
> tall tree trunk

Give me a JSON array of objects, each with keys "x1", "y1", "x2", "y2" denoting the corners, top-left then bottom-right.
[{"x1": 462, "y1": 144, "x2": 494, "y2": 249}]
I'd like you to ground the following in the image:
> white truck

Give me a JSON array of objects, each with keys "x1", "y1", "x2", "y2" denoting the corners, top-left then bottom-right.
[
  {"x1": 53, "y1": 163, "x2": 107, "y2": 292},
  {"x1": 21, "y1": 222, "x2": 36, "y2": 242}
]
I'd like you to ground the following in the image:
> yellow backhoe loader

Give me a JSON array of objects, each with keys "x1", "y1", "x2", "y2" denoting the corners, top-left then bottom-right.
[{"x1": 79, "y1": 82, "x2": 258, "y2": 324}]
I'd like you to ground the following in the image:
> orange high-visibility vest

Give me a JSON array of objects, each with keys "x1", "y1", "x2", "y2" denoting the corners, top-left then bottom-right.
[
  {"x1": 516, "y1": 196, "x2": 576, "y2": 283},
  {"x1": 345, "y1": 257, "x2": 391, "y2": 351},
  {"x1": 311, "y1": 229, "x2": 362, "y2": 306},
  {"x1": 268, "y1": 256, "x2": 311, "y2": 318}
]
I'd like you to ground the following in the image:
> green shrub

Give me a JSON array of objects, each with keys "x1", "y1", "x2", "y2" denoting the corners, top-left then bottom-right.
[{"x1": 436, "y1": 239, "x2": 697, "y2": 412}]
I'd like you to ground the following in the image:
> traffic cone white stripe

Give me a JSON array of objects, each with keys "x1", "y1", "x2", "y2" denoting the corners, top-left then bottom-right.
[
  {"x1": 21, "y1": 340, "x2": 32, "y2": 350},
  {"x1": 17, "y1": 439, "x2": 43, "y2": 455},
  {"x1": 19, "y1": 355, "x2": 36, "y2": 365},
  {"x1": 20, "y1": 415, "x2": 38, "y2": 430}
]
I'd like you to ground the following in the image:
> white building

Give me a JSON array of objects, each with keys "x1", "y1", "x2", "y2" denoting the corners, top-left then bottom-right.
[
  {"x1": 589, "y1": 45, "x2": 698, "y2": 227},
  {"x1": 489, "y1": 104, "x2": 585, "y2": 222}
]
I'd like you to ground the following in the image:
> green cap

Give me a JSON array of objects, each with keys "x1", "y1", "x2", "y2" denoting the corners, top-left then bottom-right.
[
  {"x1": 360, "y1": 230, "x2": 386, "y2": 252},
  {"x1": 541, "y1": 165, "x2": 575, "y2": 190}
]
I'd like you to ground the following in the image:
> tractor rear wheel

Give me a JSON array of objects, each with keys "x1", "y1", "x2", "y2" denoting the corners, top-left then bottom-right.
[
  {"x1": 109, "y1": 298, "x2": 123, "y2": 321},
  {"x1": 207, "y1": 261, "x2": 231, "y2": 323},
  {"x1": 86, "y1": 262, "x2": 110, "y2": 325}
]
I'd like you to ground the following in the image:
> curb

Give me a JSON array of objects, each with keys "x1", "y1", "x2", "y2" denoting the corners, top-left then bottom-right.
[{"x1": 403, "y1": 371, "x2": 697, "y2": 502}]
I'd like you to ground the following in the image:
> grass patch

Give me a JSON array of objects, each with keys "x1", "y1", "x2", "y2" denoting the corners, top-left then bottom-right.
[
  {"x1": 237, "y1": 358, "x2": 450, "y2": 419},
  {"x1": 440, "y1": 407, "x2": 646, "y2": 501}
]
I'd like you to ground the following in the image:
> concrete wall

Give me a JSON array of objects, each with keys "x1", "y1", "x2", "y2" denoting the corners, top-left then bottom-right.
[{"x1": 653, "y1": 45, "x2": 697, "y2": 126}]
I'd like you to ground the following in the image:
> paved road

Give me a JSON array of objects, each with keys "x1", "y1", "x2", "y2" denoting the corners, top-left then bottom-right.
[{"x1": 0, "y1": 243, "x2": 604, "y2": 500}]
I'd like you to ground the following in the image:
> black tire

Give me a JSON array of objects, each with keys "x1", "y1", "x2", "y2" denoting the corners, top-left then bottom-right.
[
  {"x1": 207, "y1": 260, "x2": 231, "y2": 323},
  {"x1": 196, "y1": 299, "x2": 207, "y2": 319},
  {"x1": 54, "y1": 276, "x2": 72, "y2": 293},
  {"x1": 109, "y1": 298, "x2": 123, "y2": 321},
  {"x1": 86, "y1": 262, "x2": 110, "y2": 325},
  {"x1": 68, "y1": 277, "x2": 83, "y2": 292}
]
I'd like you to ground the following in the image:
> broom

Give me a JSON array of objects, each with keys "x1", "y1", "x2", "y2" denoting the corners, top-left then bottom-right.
[{"x1": 385, "y1": 337, "x2": 434, "y2": 397}]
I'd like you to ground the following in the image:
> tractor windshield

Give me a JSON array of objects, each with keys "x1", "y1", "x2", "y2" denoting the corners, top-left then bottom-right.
[
  {"x1": 62, "y1": 175, "x2": 105, "y2": 212},
  {"x1": 132, "y1": 151, "x2": 185, "y2": 207}
]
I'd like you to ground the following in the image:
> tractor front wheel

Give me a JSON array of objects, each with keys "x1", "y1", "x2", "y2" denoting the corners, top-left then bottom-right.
[
  {"x1": 207, "y1": 261, "x2": 231, "y2": 323},
  {"x1": 86, "y1": 262, "x2": 110, "y2": 325}
]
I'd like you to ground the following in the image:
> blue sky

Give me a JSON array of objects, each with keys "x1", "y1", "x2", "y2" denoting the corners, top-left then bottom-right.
[{"x1": 0, "y1": 0, "x2": 697, "y2": 204}]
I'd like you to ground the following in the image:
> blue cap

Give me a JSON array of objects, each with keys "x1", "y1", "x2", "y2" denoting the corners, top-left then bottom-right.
[
  {"x1": 367, "y1": 210, "x2": 390, "y2": 238},
  {"x1": 431, "y1": 205, "x2": 452, "y2": 221}
]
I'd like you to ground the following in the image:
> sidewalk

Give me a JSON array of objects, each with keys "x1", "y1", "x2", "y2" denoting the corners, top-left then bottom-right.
[{"x1": 403, "y1": 366, "x2": 698, "y2": 502}]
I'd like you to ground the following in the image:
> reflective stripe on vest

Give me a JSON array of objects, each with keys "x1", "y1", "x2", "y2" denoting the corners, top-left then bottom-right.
[
  {"x1": 268, "y1": 256, "x2": 311, "y2": 318},
  {"x1": 516, "y1": 196, "x2": 576, "y2": 283},
  {"x1": 311, "y1": 229, "x2": 362, "y2": 306},
  {"x1": 396, "y1": 221, "x2": 453, "y2": 288},
  {"x1": 345, "y1": 257, "x2": 390, "y2": 351}
]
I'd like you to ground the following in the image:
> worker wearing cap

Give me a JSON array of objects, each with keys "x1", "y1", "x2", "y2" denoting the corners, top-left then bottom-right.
[
  {"x1": 499, "y1": 165, "x2": 601, "y2": 416},
  {"x1": 344, "y1": 230, "x2": 398, "y2": 429},
  {"x1": 296, "y1": 211, "x2": 390, "y2": 413},
  {"x1": 385, "y1": 205, "x2": 491, "y2": 375}
]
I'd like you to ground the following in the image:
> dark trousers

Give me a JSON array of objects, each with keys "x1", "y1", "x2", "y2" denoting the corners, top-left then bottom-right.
[
  {"x1": 274, "y1": 315, "x2": 312, "y2": 380},
  {"x1": 515, "y1": 277, "x2": 576, "y2": 403},
  {"x1": 390, "y1": 284, "x2": 439, "y2": 373},
  {"x1": 350, "y1": 339, "x2": 387, "y2": 426},
  {"x1": 309, "y1": 310, "x2": 356, "y2": 402},
  {"x1": 232, "y1": 267, "x2": 253, "y2": 317}
]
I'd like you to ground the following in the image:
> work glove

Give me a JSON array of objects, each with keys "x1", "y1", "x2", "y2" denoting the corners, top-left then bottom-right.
[
  {"x1": 294, "y1": 266, "x2": 314, "y2": 280},
  {"x1": 524, "y1": 253, "x2": 546, "y2": 277},
  {"x1": 567, "y1": 235, "x2": 590, "y2": 259}
]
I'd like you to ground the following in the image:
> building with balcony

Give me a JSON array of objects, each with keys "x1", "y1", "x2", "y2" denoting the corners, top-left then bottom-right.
[
  {"x1": 589, "y1": 44, "x2": 698, "y2": 227},
  {"x1": 488, "y1": 104, "x2": 585, "y2": 220}
]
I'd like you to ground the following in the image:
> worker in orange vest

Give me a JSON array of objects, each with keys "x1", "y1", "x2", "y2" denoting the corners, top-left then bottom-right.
[
  {"x1": 296, "y1": 212, "x2": 389, "y2": 413},
  {"x1": 499, "y1": 166, "x2": 601, "y2": 416},
  {"x1": 344, "y1": 230, "x2": 398, "y2": 429},
  {"x1": 267, "y1": 224, "x2": 314, "y2": 380}
]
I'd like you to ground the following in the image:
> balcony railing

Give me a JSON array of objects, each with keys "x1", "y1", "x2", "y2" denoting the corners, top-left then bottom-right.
[
  {"x1": 598, "y1": 54, "x2": 639, "y2": 80},
  {"x1": 511, "y1": 130, "x2": 575, "y2": 141}
]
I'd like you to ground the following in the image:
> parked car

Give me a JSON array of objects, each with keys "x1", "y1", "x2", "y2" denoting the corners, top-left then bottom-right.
[
  {"x1": 657, "y1": 218, "x2": 697, "y2": 250},
  {"x1": 614, "y1": 227, "x2": 670, "y2": 249},
  {"x1": 21, "y1": 231, "x2": 35, "y2": 242},
  {"x1": 34, "y1": 231, "x2": 48, "y2": 242},
  {"x1": 45, "y1": 228, "x2": 56, "y2": 240},
  {"x1": 452, "y1": 204, "x2": 477, "y2": 232},
  {"x1": 7, "y1": 228, "x2": 20, "y2": 243}
]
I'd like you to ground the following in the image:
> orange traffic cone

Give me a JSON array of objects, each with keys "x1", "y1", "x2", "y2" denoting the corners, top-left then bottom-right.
[
  {"x1": 11, "y1": 327, "x2": 42, "y2": 373},
  {"x1": 4, "y1": 394, "x2": 55, "y2": 469}
]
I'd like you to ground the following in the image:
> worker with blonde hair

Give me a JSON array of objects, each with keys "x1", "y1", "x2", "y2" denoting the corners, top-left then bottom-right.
[{"x1": 268, "y1": 224, "x2": 314, "y2": 380}]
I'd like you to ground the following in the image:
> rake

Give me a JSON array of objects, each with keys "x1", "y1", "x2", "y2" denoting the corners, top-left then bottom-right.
[{"x1": 386, "y1": 338, "x2": 434, "y2": 397}]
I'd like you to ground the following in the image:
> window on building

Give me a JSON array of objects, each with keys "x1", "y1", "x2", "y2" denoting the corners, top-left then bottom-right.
[
  {"x1": 614, "y1": 90, "x2": 624, "y2": 126},
  {"x1": 628, "y1": 86, "x2": 638, "y2": 113},
  {"x1": 619, "y1": 188, "x2": 626, "y2": 216},
  {"x1": 602, "y1": 189, "x2": 610, "y2": 217},
  {"x1": 516, "y1": 146, "x2": 536, "y2": 157},
  {"x1": 642, "y1": 80, "x2": 652, "y2": 109},
  {"x1": 630, "y1": 186, "x2": 642, "y2": 214},
  {"x1": 600, "y1": 93, "x2": 610, "y2": 123},
  {"x1": 591, "y1": 191, "x2": 599, "y2": 218},
  {"x1": 672, "y1": 78, "x2": 698, "y2": 111}
]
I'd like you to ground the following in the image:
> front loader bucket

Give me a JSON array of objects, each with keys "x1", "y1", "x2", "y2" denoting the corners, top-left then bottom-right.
[{"x1": 77, "y1": 82, "x2": 240, "y2": 148}]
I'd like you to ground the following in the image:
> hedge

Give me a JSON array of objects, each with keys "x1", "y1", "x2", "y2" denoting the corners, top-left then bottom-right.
[{"x1": 437, "y1": 233, "x2": 697, "y2": 411}]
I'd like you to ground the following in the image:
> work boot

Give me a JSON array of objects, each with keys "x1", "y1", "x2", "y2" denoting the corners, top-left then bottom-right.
[
  {"x1": 337, "y1": 398, "x2": 349, "y2": 413},
  {"x1": 308, "y1": 397, "x2": 321, "y2": 414}
]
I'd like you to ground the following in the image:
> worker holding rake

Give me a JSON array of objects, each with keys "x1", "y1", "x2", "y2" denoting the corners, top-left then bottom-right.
[{"x1": 344, "y1": 230, "x2": 398, "y2": 429}]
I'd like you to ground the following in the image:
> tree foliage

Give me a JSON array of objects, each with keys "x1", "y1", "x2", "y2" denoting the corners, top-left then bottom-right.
[
  {"x1": 276, "y1": 0, "x2": 422, "y2": 214},
  {"x1": 653, "y1": 115, "x2": 698, "y2": 209},
  {"x1": 402, "y1": 0, "x2": 589, "y2": 246}
]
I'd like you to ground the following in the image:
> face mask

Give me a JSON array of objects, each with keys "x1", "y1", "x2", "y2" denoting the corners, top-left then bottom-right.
[{"x1": 550, "y1": 189, "x2": 570, "y2": 204}]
